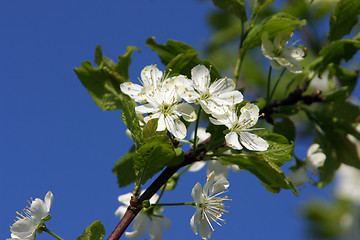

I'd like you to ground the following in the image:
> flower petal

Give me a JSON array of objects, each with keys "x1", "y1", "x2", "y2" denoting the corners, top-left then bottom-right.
[
  {"x1": 30, "y1": 199, "x2": 48, "y2": 223},
  {"x1": 198, "y1": 217, "x2": 212, "y2": 240},
  {"x1": 44, "y1": 191, "x2": 53, "y2": 213},
  {"x1": 225, "y1": 132, "x2": 243, "y2": 150},
  {"x1": 191, "y1": 182, "x2": 203, "y2": 204},
  {"x1": 149, "y1": 218, "x2": 163, "y2": 240},
  {"x1": 188, "y1": 161, "x2": 206, "y2": 172},
  {"x1": 125, "y1": 214, "x2": 148, "y2": 239},
  {"x1": 191, "y1": 65, "x2": 210, "y2": 92},
  {"x1": 10, "y1": 219, "x2": 37, "y2": 239},
  {"x1": 288, "y1": 167, "x2": 308, "y2": 186},
  {"x1": 239, "y1": 132, "x2": 269, "y2": 151},
  {"x1": 190, "y1": 208, "x2": 202, "y2": 235}
]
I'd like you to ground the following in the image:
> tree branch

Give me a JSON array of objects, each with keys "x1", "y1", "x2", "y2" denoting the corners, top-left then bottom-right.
[{"x1": 107, "y1": 141, "x2": 208, "y2": 240}]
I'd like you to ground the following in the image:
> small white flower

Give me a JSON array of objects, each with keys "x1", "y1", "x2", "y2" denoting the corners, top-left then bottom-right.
[
  {"x1": 288, "y1": 143, "x2": 326, "y2": 186},
  {"x1": 135, "y1": 86, "x2": 196, "y2": 139},
  {"x1": 115, "y1": 191, "x2": 170, "y2": 240},
  {"x1": 120, "y1": 65, "x2": 165, "y2": 103},
  {"x1": 261, "y1": 31, "x2": 305, "y2": 73},
  {"x1": 335, "y1": 164, "x2": 360, "y2": 205},
  {"x1": 9, "y1": 191, "x2": 53, "y2": 240},
  {"x1": 190, "y1": 171, "x2": 231, "y2": 240},
  {"x1": 209, "y1": 103, "x2": 269, "y2": 151},
  {"x1": 181, "y1": 65, "x2": 243, "y2": 115}
]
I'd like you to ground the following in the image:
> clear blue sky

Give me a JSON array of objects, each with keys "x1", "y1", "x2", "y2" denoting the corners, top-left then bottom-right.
[{"x1": 0, "y1": 1, "x2": 339, "y2": 240}]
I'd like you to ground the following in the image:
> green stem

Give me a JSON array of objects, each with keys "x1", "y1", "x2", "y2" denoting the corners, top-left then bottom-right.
[
  {"x1": 42, "y1": 225, "x2": 64, "y2": 240},
  {"x1": 192, "y1": 108, "x2": 202, "y2": 151},
  {"x1": 156, "y1": 182, "x2": 167, "y2": 204},
  {"x1": 266, "y1": 66, "x2": 273, "y2": 105},
  {"x1": 151, "y1": 202, "x2": 195, "y2": 207},
  {"x1": 269, "y1": 68, "x2": 286, "y2": 103}
]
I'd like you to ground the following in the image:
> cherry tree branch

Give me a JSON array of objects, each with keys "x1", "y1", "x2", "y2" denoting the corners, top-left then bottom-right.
[{"x1": 107, "y1": 142, "x2": 208, "y2": 240}]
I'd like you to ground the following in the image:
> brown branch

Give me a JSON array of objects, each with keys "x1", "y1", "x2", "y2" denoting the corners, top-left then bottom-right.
[
  {"x1": 107, "y1": 142, "x2": 208, "y2": 240},
  {"x1": 260, "y1": 87, "x2": 323, "y2": 124}
]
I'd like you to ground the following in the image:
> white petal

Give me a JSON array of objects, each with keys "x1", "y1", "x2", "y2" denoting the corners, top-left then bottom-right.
[
  {"x1": 203, "y1": 171, "x2": 216, "y2": 196},
  {"x1": 225, "y1": 132, "x2": 243, "y2": 150},
  {"x1": 209, "y1": 77, "x2": 235, "y2": 94},
  {"x1": 177, "y1": 103, "x2": 197, "y2": 122},
  {"x1": 288, "y1": 167, "x2": 308, "y2": 186},
  {"x1": 191, "y1": 65, "x2": 210, "y2": 92},
  {"x1": 125, "y1": 214, "x2": 148, "y2": 239},
  {"x1": 141, "y1": 65, "x2": 163, "y2": 86},
  {"x1": 149, "y1": 218, "x2": 163, "y2": 240},
  {"x1": 207, "y1": 160, "x2": 228, "y2": 181},
  {"x1": 114, "y1": 206, "x2": 128, "y2": 218},
  {"x1": 209, "y1": 177, "x2": 229, "y2": 196},
  {"x1": 198, "y1": 217, "x2": 212, "y2": 240},
  {"x1": 161, "y1": 216, "x2": 171, "y2": 231},
  {"x1": 188, "y1": 161, "x2": 206, "y2": 172},
  {"x1": 213, "y1": 91, "x2": 243, "y2": 106},
  {"x1": 10, "y1": 219, "x2": 37, "y2": 239},
  {"x1": 261, "y1": 32, "x2": 276, "y2": 59},
  {"x1": 135, "y1": 103, "x2": 157, "y2": 115},
  {"x1": 44, "y1": 191, "x2": 53, "y2": 213},
  {"x1": 270, "y1": 59, "x2": 284, "y2": 70},
  {"x1": 307, "y1": 143, "x2": 320, "y2": 156},
  {"x1": 190, "y1": 127, "x2": 211, "y2": 143},
  {"x1": 239, "y1": 132, "x2": 269, "y2": 151},
  {"x1": 166, "y1": 117, "x2": 187, "y2": 139},
  {"x1": 30, "y1": 199, "x2": 48, "y2": 223},
  {"x1": 156, "y1": 114, "x2": 167, "y2": 132},
  {"x1": 120, "y1": 82, "x2": 143, "y2": 101},
  {"x1": 307, "y1": 152, "x2": 326, "y2": 168},
  {"x1": 190, "y1": 208, "x2": 202, "y2": 235},
  {"x1": 191, "y1": 182, "x2": 203, "y2": 204}
]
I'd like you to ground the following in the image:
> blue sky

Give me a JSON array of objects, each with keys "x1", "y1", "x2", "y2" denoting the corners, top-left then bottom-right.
[{"x1": 0, "y1": 1, "x2": 340, "y2": 240}]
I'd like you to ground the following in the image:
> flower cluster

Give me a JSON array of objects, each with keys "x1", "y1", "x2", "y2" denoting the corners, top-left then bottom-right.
[
  {"x1": 121, "y1": 64, "x2": 268, "y2": 151},
  {"x1": 8, "y1": 191, "x2": 53, "y2": 240}
]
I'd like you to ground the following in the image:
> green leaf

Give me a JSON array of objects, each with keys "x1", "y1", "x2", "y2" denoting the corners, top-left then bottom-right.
[
  {"x1": 112, "y1": 146, "x2": 137, "y2": 188},
  {"x1": 258, "y1": 133, "x2": 294, "y2": 166},
  {"x1": 115, "y1": 46, "x2": 139, "y2": 81},
  {"x1": 313, "y1": 39, "x2": 360, "y2": 74},
  {"x1": 77, "y1": 221, "x2": 105, "y2": 240},
  {"x1": 328, "y1": 0, "x2": 360, "y2": 41},
  {"x1": 220, "y1": 153, "x2": 298, "y2": 196},
  {"x1": 273, "y1": 117, "x2": 296, "y2": 142},
  {"x1": 212, "y1": 0, "x2": 247, "y2": 22},
  {"x1": 205, "y1": 122, "x2": 226, "y2": 151},
  {"x1": 134, "y1": 135, "x2": 181, "y2": 184},
  {"x1": 142, "y1": 118, "x2": 160, "y2": 139},
  {"x1": 242, "y1": 13, "x2": 306, "y2": 52},
  {"x1": 146, "y1": 37, "x2": 222, "y2": 81},
  {"x1": 75, "y1": 46, "x2": 142, "y2": 146},
  {"x1": 219, "y1": 133, "x2": 297, "y2": 196}
]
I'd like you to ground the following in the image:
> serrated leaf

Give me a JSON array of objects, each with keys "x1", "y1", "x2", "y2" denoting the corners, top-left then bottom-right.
[
  {"x1": 75, "y1": 46, "x2": 142, "y2": 146},
  {"x1": 146, "y1": 37, "x2": 222, "y2": 80},
  {"x1": 77, "y1": 221, "x2": 105, "y2": 240},
  {"x1": 313, "y1": 39, "x2": 360, "y2": 74},
  {"x1": 328, "y1": 0, "x2": 360, "y2": 41},
  {"x1": 134, "y1": 135, "x2": 179, "y2": 184},
  {"x1": 115, "y1": 46, "x2": 139, "y2": 81},
  {"x1": 112, "y1": 146, "x2": 137, "y2": 188},
  {"x1": 273, "y1": 117, "x2": 296, "y2": 141},
  {"x1": 220, "y1": 153, "x2": 298, "y2": 196},
  {"x1": 212, "y1": 0, "x2": 247, "y2": 22},
  {"x1": 242, "y1": 13, "x2": 306, "y2": 52}
]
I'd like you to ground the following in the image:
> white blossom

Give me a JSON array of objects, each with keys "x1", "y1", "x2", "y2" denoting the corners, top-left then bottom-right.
[
  {"x1": 181, "y1": 65, "x2": 243, "y2": 115},
  {"x1": 115, "y1": 191, "x2": 170, "y2": 240},
  {"x1": 209, "y1": 103, "x2": 269, "y2": 151},
  {"x1": 8, "y1": 191, "x2": 53, "y2": 240},
  {"x1": 190, "y1": 171, "x2": 231, "y2": 240},
  {"x1": 135, "y1": 86, "x2": 196, "y2": 139},
  {"x1": 288, "y1": 143, "x2": 326, "y2": 186},
  {"x1": 335, "y1": 164, "x2": 360, "y2": 205},
  {"x1": 261, "y1": 31, "x2": 305, "y2": 73}
]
